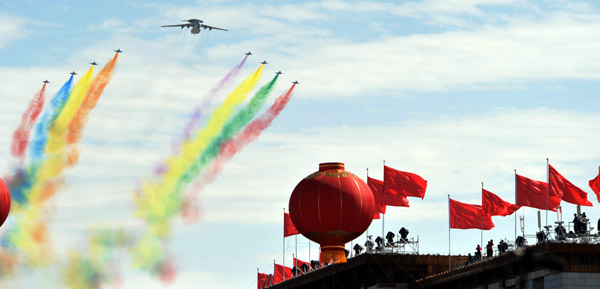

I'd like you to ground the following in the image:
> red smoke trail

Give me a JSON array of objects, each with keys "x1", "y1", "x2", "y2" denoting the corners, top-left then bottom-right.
[
  {"x1": 188, "y1": 85, "x2": 295, "y2": 200},
  {"x1": 11, "y1": 83, "x2": 47, "y2": 157}
]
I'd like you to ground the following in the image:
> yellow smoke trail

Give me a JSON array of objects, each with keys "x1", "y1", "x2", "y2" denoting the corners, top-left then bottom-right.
[
  {"x1": 26, "y1": 66, "x2": 95, "y2": 205},
  {"x1": 66, "y1": 54, "x2": 119, "y2": 167},
  {"x1": 135, "y1": 65, "x2": 263, "y2": 237},
  {"x1": 11, "y1": 66, "x2": 94, "y2": 263}
]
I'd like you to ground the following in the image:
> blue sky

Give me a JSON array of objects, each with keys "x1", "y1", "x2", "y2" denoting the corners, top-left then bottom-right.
[{"x1": 1, "y1": 0, "x2": 600, "y2": 288}]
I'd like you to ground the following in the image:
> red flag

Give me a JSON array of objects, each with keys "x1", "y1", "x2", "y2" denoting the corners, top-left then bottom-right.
[
  {"x1": 449, "y1": 198, "x2": 494, "y2": 230},
  {"x1": 590, "y1": 166, "x2": 600, "y2": 203},
  {"x1": 293, "y1": 257, "x2": 310, "y2": 275},
  {"x1": 516, "y1": 174, "x2": 560, "y2": 211},
  {"x1": 482, "y1": 188, "x2": 517, "y2": 216},
  {"x1": 257, "y1": 272, "x2": 269, "y2": 289},
  {"x1": 274, "y1": 264, "x2": 293, "y2": 283},
  {"x1": 368, "y1": 177, "x2": 409, "y2": 217},
  {"x1": 383, "y1": 166, "x2": 427, "y2": 199},
  {"x1": 284, "y1": 212, "x2": 299, "y2": 237},
  {"x1": 549, "y1": 164, "x2": 592, "y2": 207}
]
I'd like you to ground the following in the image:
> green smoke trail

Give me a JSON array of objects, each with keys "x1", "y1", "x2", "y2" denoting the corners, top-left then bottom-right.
[{"x1": 177, "y1": 75, "x2": 279, "y2": 191}]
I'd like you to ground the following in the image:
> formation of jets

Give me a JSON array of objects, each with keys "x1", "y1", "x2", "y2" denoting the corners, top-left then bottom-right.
[
  {"x1": 161, "y1": 19, "x2": 227, "y2": 35},
  {"x1": 42, "y1": 33, "x2": 301, "y2": 85}
]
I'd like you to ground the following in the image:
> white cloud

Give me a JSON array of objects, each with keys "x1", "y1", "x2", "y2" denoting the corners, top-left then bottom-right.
[
  {"x1": 0, "y1": 13, "x2": 28, "y2": 49},
  {"x1": 143, "y1": 2, "x2": 600, "y2": 99}
]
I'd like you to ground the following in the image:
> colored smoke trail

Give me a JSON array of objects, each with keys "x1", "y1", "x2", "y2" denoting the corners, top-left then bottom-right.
[
  {"x1": 178, "y1": 75, "x2": 280, "y2": 188},
  {"x1": 66, "y1": 53, "x2": 119, "y2": 167},
  {"x1": 62, "y1": 228, "x2": 133, "y2": 289},
  {"x1": 200, "y1": 84, "x2": 296, "y2": 187},
  {"x1": 10, "y1": 77, "x2": 74, "y2": 206},
  {"x1": 3, "y1": 55, "x2": 118, "y2": 279},
  {"x1": 28, "y1": 76, "x2": 74, "y2": 163},
  {"x1": 130, "y1": 78, "x2": 284, "y2": 277},
  {"x1": 11, "y1": 84, "x2": 47, "y2": 158},
  {"x1": 9, "y1": 68, "x2": 96, "y2": 264},
  {"x1": 135, "y1": 64, "x2": 263, "y2": 237},
  {"x1": 22, "y1": 66, "x2": 95, "y2": 208},
  {"x1": 181, "y1": 55, "x2": 248, "y2": 142},
  {"x1": 42, "y1": 65, "x2": 95, "y2": 180}
]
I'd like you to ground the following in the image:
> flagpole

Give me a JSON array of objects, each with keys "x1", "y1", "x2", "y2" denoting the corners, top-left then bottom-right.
[
  {"x1": 514, "y1": 169, "x2": 517, "y2": 242},
  {"x1": 448, "y1": 194, "x2": 451, "y2": 271},
  {"x1": 295, "y1": 235, "x2": 298, "y2": 270},
  {"x1": 308, "y1": 239, "x2": 311, "y2": 262},
  {"x1": 546, "y1": 158, "x2": 549, "y2": 227},
  {"x1": 382, "y1": 160, "x2": 386, "y2": 245},
  {"x1": 481, "y1": 182, "x2": 484, "y2": 259},
  {"x1": 283, "y1": 208, "x2": 286, "y2": 282},
  {"x1": 292, "y1": 253, "x2": 295, "y2": 276}
]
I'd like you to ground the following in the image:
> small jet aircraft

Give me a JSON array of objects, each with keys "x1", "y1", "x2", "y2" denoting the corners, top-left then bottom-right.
[
  {"x1": 161, "y1": 19, "x2": 228, "y2": 34},
  {"x1": 90, "y1": 61, "x2": 97, "y2": 66},
  {"x1": 245, "y1": 52, "x2": 252, "y2": 56},
  {"x1": 115, "y1": 49, "x2": 123, "y2": 53},
  {"x1": 70, "y1": 71, "x2": 77, "y2": 75},
  {"x1": 261, "y1": 61, "x2": 268, "y2": 65},
  {"x1": 275, "y1": 71, "x2": 283, "y2": 75},
  {"x1": 292, "y1": 81, "x2": 299, "y2": 84},
  {"x1": 42, "y1": 80, "x2": 50, "y2": 84}
]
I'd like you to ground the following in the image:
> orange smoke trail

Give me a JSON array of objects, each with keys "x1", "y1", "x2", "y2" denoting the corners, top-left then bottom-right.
[{"x1": 65, "y1": 53, "x2": 119, "y2": 166}]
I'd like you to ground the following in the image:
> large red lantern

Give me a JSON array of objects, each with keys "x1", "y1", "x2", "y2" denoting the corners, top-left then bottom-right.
[
  {"x1": 289, "y1": 162, "x2": 375, "y2": 264},
  {"x1": 0, "y1": 177, "x2": 10, "y2": 228}
]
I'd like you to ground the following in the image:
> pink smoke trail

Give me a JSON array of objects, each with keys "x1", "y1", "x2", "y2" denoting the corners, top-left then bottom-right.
[
  {"x1": 186, "y1": 84, "x2": 295, "y2": 204},
  {"x1": 11, "y1": 83, "x2": 47, "y2": 157},
  {"x1": 181, "y1": 55, "x2": 249, "y2": 141}
]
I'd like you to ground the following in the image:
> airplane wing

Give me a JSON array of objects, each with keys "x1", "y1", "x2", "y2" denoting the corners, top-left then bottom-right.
[
  {"x1": 201, "y1": 24, "x2": 228, "y2": 31},
  {"x1": 161, "y1": 23, "x2": 193, "y2": 28}
]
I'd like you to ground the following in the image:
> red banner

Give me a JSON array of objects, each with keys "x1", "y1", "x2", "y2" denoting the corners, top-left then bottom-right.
[
  {"x1": 588, "y1": 166, "x2": 600, "y2": 203},
  {"x1": 549, "y1": 164, "x2": 592, "y2": 206},
  {"x1": 516, "y1": 174, "x2": 560, "y2": 211},
  {"x1": 383, "y1": 166, "x2": 427, "y2": 199},
  {"x1": 482, "y1": 188, "x2": 517, "y2": 216},
  {"x1": 257, "y1": 272, "x2": 271, "y2": 289},
  {"x1": 368, "y1": 177, "x2": 409, "y2": 212},
  {"x1": 449, "y1": 198, "x2": 494, "y2": 230},
  {"x1": 274, "y1": 263, "x2": 293, "y2": 283},
  {"x1": 284, "y1": 212, "x2": 299, "y2": 237},
  {"x1": 293, "y1": 257, "x2": 310, "y2": 275}
]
